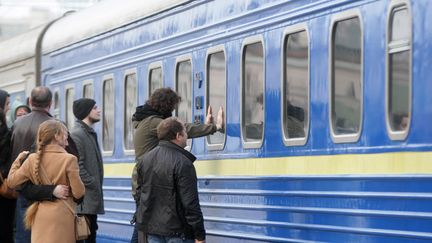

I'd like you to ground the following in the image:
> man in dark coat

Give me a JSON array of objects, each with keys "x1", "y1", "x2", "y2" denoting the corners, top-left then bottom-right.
[
  {"x1": 136, "y1": 117, "x2": 206, "y2": 243},
  {"x1": 11, "y1": 87, "x2": 70, "y2": 243},
  {"x1": 70, "y1": 98, "x2": 105, "y2": 243}
]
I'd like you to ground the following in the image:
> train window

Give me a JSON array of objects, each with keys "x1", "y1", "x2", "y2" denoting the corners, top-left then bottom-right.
[
  {"x1": 103, "y1": 78, "x2": 115, "y2": 152},
  {"x1": 175, "y1": 58, "x2": 192, "y2": 148},
  {"x1": 206, "y1": 47, "x2": 226, "y2": 150},
  {"x1": 83, "y1": 82, "x2": 94, "y2": 98},
  {"x1": 387, "y1": 2, "x2": 411, "y2": 140},
  {"x1": 282, "y1": 26, "x2": 309, "y2": 146},
  {"x1": 124, "y1": 72, "x2": 137, "y2": 151},
  {"x1": 65, "y1": 87, "x2": 75, "y2": 129},
  {"x1": 241, "y1": 37, "x2": 264, "y2": 148},
  {"x1": 330, "y1": 12, "x2": 363, "y2": 143},
  {"x1": 53, "y1": 91, "x2": 60, "y2": 119},
  {"x1": 148, "y1": 62, "x2": 163, "y2": 96}
]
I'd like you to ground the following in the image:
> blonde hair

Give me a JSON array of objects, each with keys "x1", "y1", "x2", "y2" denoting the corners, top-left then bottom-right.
[{"x1": 24, "y1": 119, "x2": 67, "y2": 229}]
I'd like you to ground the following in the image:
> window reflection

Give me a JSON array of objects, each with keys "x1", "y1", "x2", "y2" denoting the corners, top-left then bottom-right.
[
  {"x1": 331, "y1": 17, "x2": 362, "y2": 135},
  {"x1": 242, "y1": 42, "x2": 264, "y2": 143}
]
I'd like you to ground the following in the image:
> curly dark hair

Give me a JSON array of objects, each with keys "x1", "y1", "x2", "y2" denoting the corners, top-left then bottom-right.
[{"x1": 146, "y1": 87, "x2": 181, "y2": 114}]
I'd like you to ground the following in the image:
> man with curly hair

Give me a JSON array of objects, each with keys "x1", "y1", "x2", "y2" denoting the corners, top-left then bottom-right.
[{"x1": 130, "y1": 87, "x2": 224, "y2": 243}]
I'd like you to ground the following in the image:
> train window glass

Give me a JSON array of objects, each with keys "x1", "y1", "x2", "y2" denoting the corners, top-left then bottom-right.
[
  {"x1": 206, "y1": 50, "x2": 226, "y2": 149},
  {"x1": 331, "y1": 16, "x2": 362, "y2": 139},
  {"x1": 149, "y1": 67, "x2": 162, "y2": 96},
  {"x1": 176, "y1": 60, "x2": 192, "y2": 148},
  {"x1": 53, "y1": 91, "x2": 60, "y2": 119},
  {"x1": 387, "y1": 4, "x2": 411, "y2": 138},
  {"x1": 283, "y1": 29, "x2": 309, "y2": 145},
  {"x1": 391, "y1": 8, "x2": 410, "y2": 42},
  {"x1": 124, "y1": 73, "x2": 137, "y2": 151},
  {"x1": 83, "y1": 83, "x2": 94, "y2": 98},
  {"x1": 242, "y1": 41, "x2": 264, "y2": 146},
  {"x1": 65, "y1": 88, "x2": 75, "y2": 129},
  {"x1": 103, "y1": 78, "x2": 114, "y2": 152}
]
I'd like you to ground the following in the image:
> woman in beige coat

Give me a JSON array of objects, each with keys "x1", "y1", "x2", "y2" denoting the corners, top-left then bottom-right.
[{"x1": 8, "y1": 119, "x2": 85, "y2": 243}]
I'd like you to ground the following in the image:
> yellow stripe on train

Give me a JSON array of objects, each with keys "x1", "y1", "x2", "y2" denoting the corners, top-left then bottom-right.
[{"x1": 104, "y1": 151, "x2": 432, "y2": 177}]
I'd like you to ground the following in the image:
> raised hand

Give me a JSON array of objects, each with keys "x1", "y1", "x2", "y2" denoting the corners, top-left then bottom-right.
[
  {"x1": 205, "y1": 106, "x2": 213, "y2": 125},
  {"x1": 216, "y1": 106, "x2": 224, "y2": 133}
]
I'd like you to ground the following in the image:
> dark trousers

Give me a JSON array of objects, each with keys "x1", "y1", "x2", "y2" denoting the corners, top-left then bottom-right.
[
  {"x1": 15, "y1": 195, "x2": 31, "y2": 243},
  {"x1": 76, "y1": 214, "x2": 98, "y2": 243},
  {"x1": 0, "y1": 197, "x2": 16, "y2": 243},
  {"x1": 131, "y1": 224, "x2": 139, "y2": 243}
]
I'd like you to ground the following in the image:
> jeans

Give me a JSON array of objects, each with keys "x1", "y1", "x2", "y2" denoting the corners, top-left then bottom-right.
[
  {"x1": 147, "y1": 234, "x2": 194, "y2": 243},
  {"x1": 15, "y1": 195, "x2": 31, "y2": 243}
]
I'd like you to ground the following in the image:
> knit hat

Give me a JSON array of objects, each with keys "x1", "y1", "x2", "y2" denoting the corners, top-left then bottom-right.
[{"x1": 73, "y1": 98, "x2": 96, "y2": 120}]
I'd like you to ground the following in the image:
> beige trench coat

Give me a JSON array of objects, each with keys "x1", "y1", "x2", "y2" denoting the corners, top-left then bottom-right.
[{"x1": 8, "y1": 144, "x2": 85, "y2": 243}]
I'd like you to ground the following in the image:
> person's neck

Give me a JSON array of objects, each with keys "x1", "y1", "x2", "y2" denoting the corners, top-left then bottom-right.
[
  {"x1": 170, "y1": 139, "x2": 185, "y2": 148},
  {"x1": 31, "y1": 106, "x2": 50, "y2": 113},
  {"x1": 82, "y1": 117, "x2": 94, "y2": 127}
]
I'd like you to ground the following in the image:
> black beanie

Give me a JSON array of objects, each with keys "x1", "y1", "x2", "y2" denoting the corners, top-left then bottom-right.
[{"x1": 73, "y1": 98, "x2": 96, "y2": 120}]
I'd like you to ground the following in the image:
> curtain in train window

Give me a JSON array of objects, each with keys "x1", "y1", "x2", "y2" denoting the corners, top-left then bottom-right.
[
  {"x1": 283, "y1": 30, "x2": 309, "y2": 141},
  {"x1": 53, "y1": 92, "x2": 60, "y2": 119},
  {"x1": 331, "y1": 17, "x2": 362, "y2": 135},
  {"x1": 206, "y1": 51, "x2": 226, "y2": 147},
  {"x1": 388, "y1": 5, "x2": 411, "y2": 134},
  {"x1": 242, "y1": 42, "x2": 264, "y2": 144},
  {"x1": 124, "y1": 74, "x2": 137, "y2": 150},
  {"x1": 83, "y1": 83, "x2": 94, "y2": 98},
  {"x1": 149, "y1": 67, "x2": 162, "y2": 96},
  {"x1": 176, "y1": 60, "x2": 192, "y2": 147},
  {"x1": 65, "y1": 88, "x2": 75, "y2": 129},
  {"x1": 103, "y1": 79, "x2": 114, "y2": 152}
]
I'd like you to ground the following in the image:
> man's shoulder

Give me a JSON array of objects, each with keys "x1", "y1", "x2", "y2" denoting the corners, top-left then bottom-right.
[{"x1": 13, "y1": 112, "x2": 51, "y2": 131}]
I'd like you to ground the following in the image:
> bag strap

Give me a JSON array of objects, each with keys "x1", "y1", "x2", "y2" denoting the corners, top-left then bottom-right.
[{"x1": 39, "y1": 164, "x2": 76, "y2": 217}]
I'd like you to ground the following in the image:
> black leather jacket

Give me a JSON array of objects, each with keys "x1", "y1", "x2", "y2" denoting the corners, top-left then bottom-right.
[{"x1": 136, "y1": 140, "x2": 205, "y2": 241}]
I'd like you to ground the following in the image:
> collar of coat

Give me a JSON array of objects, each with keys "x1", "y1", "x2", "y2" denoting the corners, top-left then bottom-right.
[
  {"x1": 75, "y1": 119, "x2": 96, "y2": 134},
  {"x1": 158, "y1": 140, "x2": 196, "y2": 163},
  {"x1": 132, "y1": 103, "x2": 172, "y2": 122},
  {"x1": 43, "y1": 144, "x2": 67, "y2": 153}
]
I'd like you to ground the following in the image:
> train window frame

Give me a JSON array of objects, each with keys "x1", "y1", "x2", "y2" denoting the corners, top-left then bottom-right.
[
  {"x1": 281, "y1": 23, "x2": 310, "y2": 147},
  {"x1": 123, "y1": 68, "x2": 138, "y2": 155},
  {"x1": 386, "y1": 0, "x2": 412, "y2": 141},
  {"x1": 65, "y1": 84, "x2": 75, "y2": 129},
  {"x1": 53, "y1": 89, "x2": 61, "y2": 120},
  {"x1": 205, "y1": 45, "x2": 227, "y2": 151},
  {"x1": 175, "y1": 55, "x2": 193, "y2": 151},
  {"x1": 328, "y1": 9, "x2": 364, "y2": 143},
  {"x1": 82, "y1": 79, "x2": 94, "y2": 99},
  {"x1": 240, "y1": 35, "x2": 265, "y2": 149},
  {"x1": 148, "y1": 61, "x2": 164, "y2": 98},
  {"x1": 102, "y1": 74, "x2": 115, "y2": 156}
]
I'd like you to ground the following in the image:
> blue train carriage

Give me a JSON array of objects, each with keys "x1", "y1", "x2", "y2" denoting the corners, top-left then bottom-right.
[{"x1": 39, "y1": 0, "x2": 432, "y2": 242}]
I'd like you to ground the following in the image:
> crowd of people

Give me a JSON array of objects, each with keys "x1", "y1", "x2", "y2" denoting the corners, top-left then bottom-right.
[{"x1": 0, "y1": 86, "x2": 224, "y2": 243}]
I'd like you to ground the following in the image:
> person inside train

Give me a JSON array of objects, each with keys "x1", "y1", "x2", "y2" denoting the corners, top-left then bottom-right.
[{"x1": 130, "y1": 87, "x2": 224, "y2": 243}]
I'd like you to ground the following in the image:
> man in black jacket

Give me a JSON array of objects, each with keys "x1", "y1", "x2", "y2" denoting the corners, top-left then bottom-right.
[{"x1": 136, "y1": 117, "x2": 205, "y2": 243}]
